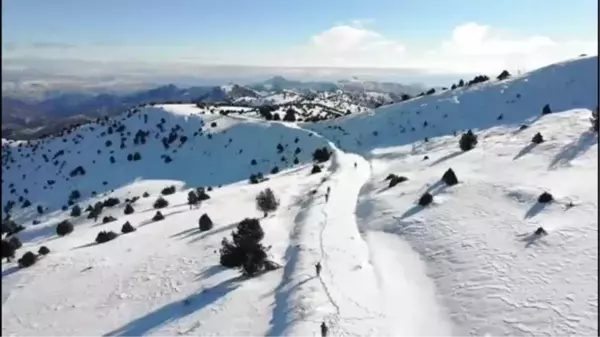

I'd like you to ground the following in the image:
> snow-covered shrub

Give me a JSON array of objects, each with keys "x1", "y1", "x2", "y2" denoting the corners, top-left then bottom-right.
[
  {"x1": 153, "y1": 197, "x2": 169, "y2": 209},
  {"x1": 38, "y1": 246, "x2": 50, "y2": 255},
  {"x1": 8, "y1": 236, "x2": 22, "y2": 250},
  {"x1": 538, "y1": 192, "x2": 553, "y2": 203},
  {"x1": 102, "y1": 216, "x2": 117, "y2": 224},
  {"x1": 441, "y1": 168, "x2": 458, "y2": 186},
  {"x1": 312, "y1": 147, "x2": 331, "y2": 163},
  {"x1": 121, "y1": 221, "x2": 136, "y2": 234},
  {"x1": 152, "y1": 211, "x2": 165, "y2": 221},
  {"x1": 199, "y1": 213, "x2": 213, "y2": 232},
  {"x1": 18, "y1": 251, "x2": 37, "y2": 268},
  {"x1": 311, "y1": 164, "x2": 322, "y2": 174},
  {"x1": 70, "y1": 204, "x2": 82, "y2": 217},
  {"x1": 124, "y1": 204, "x2": 135, "y2": 215},
  {"x1": 187, "y1": 191, "x2": 199, "y2": 207},
  {"x1": 56, "y1": 220, "x2": 74, "y2": 236},
  {"x1": 2, "y1": 239, "x2": 17, "y2": 261},
  {"x1": 161, "y1": 185, "x2": 176, "y2": 196},
  {"x1": 459, "y1": 130, "x2": 478, "y2": 151},
  {"x1": 418, "y1": 192, "x2": 433, "y2": 206},
  {"x1": 103, "y1": 197, "x2": 120, "y2": 207},
  {"x1": 95, "y1": 230, "x2": 118, "y2": 244},
  {"x1": 196, "y1": 187, "x2": 211, "y2": 201},
  {"x1": 389, "y1": 175, "x2": 408, "y2": 188}
]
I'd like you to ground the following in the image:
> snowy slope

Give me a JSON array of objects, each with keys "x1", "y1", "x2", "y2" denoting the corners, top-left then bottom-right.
[
  {"x1": 2, "y1": 56, "x2": 598, "y2": 337},
  {"x1": 303, "y1": 55, "x2": 598, "y2": 336},
  {"x1": 2, "y1": 104, "x2": 328, "y2": 220}
]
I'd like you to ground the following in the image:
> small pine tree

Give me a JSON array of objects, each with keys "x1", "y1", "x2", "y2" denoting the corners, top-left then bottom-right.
[
  {"x1": 70, "y1": 204, "x2": 82, "y2": 217},
  {"x1": 188, "y1": 190, "x2": 199, "y2": 207},
  {"x1": 152, "y1": 211, "x2": 165, "y2": 221},
  {"x1": 153, "y1": 197, "x2": 169, "y2": 209},
  {"x1": 459, "y1": 130, "x2": 478, "y2": 151},
  {"x1": 199, "y1": 214, "x2": 213, "y2": 231},
  {"x1": 256, "y1": 188, "x2": 279, "y2": 217},
  {"x1": 121, "y1": 221, "x2": 136, "y2": 234},
  {"x1": 219, "y1": 218, "x2": 268, "y2": 276},
  {"x1": 124, "y1": 204, "x2": 135, "y2": 215}
]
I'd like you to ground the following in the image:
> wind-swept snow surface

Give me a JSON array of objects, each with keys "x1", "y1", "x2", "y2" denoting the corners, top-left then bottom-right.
[
  {"x1": 307, "y1": 56, "x2": 598, "y2": 336},
  {"x1": 2, "y1": 56, "x2": 598, "y2": 336}
]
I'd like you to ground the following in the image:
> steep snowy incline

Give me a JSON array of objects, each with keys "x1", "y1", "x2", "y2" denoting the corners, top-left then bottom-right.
[
  {"x1": 303, "y1": 56, "x2": 598, "y2": 336},
  {"x1": 2, "y1": 161, "x2": 329, "y2": 336}
]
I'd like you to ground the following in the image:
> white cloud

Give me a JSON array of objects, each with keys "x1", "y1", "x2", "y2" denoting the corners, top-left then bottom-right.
[
  {"x1": 3, "y1": 22, "x2": 597, "y2": 79},
  {"x1": 267, "y1": 22, "x2": 597, "y2": 75},
  {"x1": 271, "y1": 24, "x2": 407, "y2": 68}
]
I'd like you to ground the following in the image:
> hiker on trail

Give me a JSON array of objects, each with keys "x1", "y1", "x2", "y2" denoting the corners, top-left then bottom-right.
[
  {"x1": 325, "y1": 187, "x2": 331, "y2": 203},
  {"x1": 320, "y1": 322, "x2": 328, "y2": 337},
  {"x1": 315, "y1": 262, "x2": 322, "y2": 277}
]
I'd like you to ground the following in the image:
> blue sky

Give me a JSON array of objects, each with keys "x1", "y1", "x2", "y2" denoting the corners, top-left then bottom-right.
[
  {"x1": 2, "y1": 0, "x2": 598, "y2": 85},
  {"x1": 3, "y1": 0, "x2": 597, "y2": 48}
]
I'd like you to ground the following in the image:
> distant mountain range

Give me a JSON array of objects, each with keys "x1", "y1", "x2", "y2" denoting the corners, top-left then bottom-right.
[{"x1": 2, "y1": 76, "x2": 426, "y2": 139}]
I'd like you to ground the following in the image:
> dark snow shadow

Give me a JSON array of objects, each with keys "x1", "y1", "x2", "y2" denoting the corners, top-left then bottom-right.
[
  {"x1": 399, "y1": 205, "x2": 426, "y2": 220},
  {"x1": 517, "y1": 232, "x2": 549, "y2": 248},
  {"x1": 196, "y1": 265, "x2": 228, "y2": 279},
  {"x1": 71, "y1": 242, "x2": 98, "y2": 250},
  {"x1": 139, "y1": 208, "x2": 189, "y2": 227},
  {"x1": 103, "y1": 276, "x2": 242, "y2": 337},
  {"x1": 266, "y1": 244, "x2": 307, "y2": 336},
  {"x1": 513, "y1": 143, "x2": 538, "y2": 160},
  {"x1": 188, "y1": 222, "x2": 238, "y2": 244},
  {"x1": 424, "y1": 180, "x2": 448, "y2": 195},
  {"x1": 399, "y1": 181, "x2": 448, "y2": 220},
  {"x1": 524, "y1": 202, "x2": 549, "y2": 219},
  {"x1": 428, "y1": 151, "x2": 465, "y2": 166},
  {"x1": 548, "y1": 131, "x2": 597, "y2": 169},
  {"x1": 1, "y1": 265, "x2": 19, "y2": 278},
  {"x1": 169, "y1": 227, "x2": 197, "y2": 239},
  {"x1": 266, "y1": 188, "x2": 321, "y2": 336},
  {"x1": 15, "y1": 225, "x2": 68, "y2": 245}
]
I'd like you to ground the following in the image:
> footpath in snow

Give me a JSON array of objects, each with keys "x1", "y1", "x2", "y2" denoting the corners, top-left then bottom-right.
[{"x1": 274, "y1": 132, "x2": 454, "y2": 336}]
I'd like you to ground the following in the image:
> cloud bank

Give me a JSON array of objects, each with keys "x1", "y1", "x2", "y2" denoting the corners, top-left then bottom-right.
[
  {"x1": 269, "y1": 22, "x2": 597, "y2": 74},
  {"x1": 2, "y1": 21, "x2": 597, "y2": 94}
]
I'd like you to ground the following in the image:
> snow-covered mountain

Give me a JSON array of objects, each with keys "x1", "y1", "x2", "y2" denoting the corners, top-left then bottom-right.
[{"x1": 2, "y1": 56, "x2": 597, "y2": 336}]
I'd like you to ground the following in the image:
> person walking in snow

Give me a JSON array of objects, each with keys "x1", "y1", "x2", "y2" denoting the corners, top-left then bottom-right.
[
  {"x1": 325, "y1": 187, "x2": 330, "y2": 203},
  {"x1": 354, "y1": 162, "x2": 357, "y2": 168},
  {"x1": 320, "y1": 321, "x2": 328, "y2": 337},
  {"x1": 315, "y1": 261, "x2": 322, "y2": 277}
]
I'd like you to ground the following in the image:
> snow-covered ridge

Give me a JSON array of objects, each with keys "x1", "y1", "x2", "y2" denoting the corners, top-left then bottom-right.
[{"x1": 2, "y1": 104, "x2": 330, "y2": 219}]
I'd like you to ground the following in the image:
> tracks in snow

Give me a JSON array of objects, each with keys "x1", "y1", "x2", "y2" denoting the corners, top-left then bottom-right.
[{"x1": 286, "y1": 124, "x2": 380, "y2": 336}]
